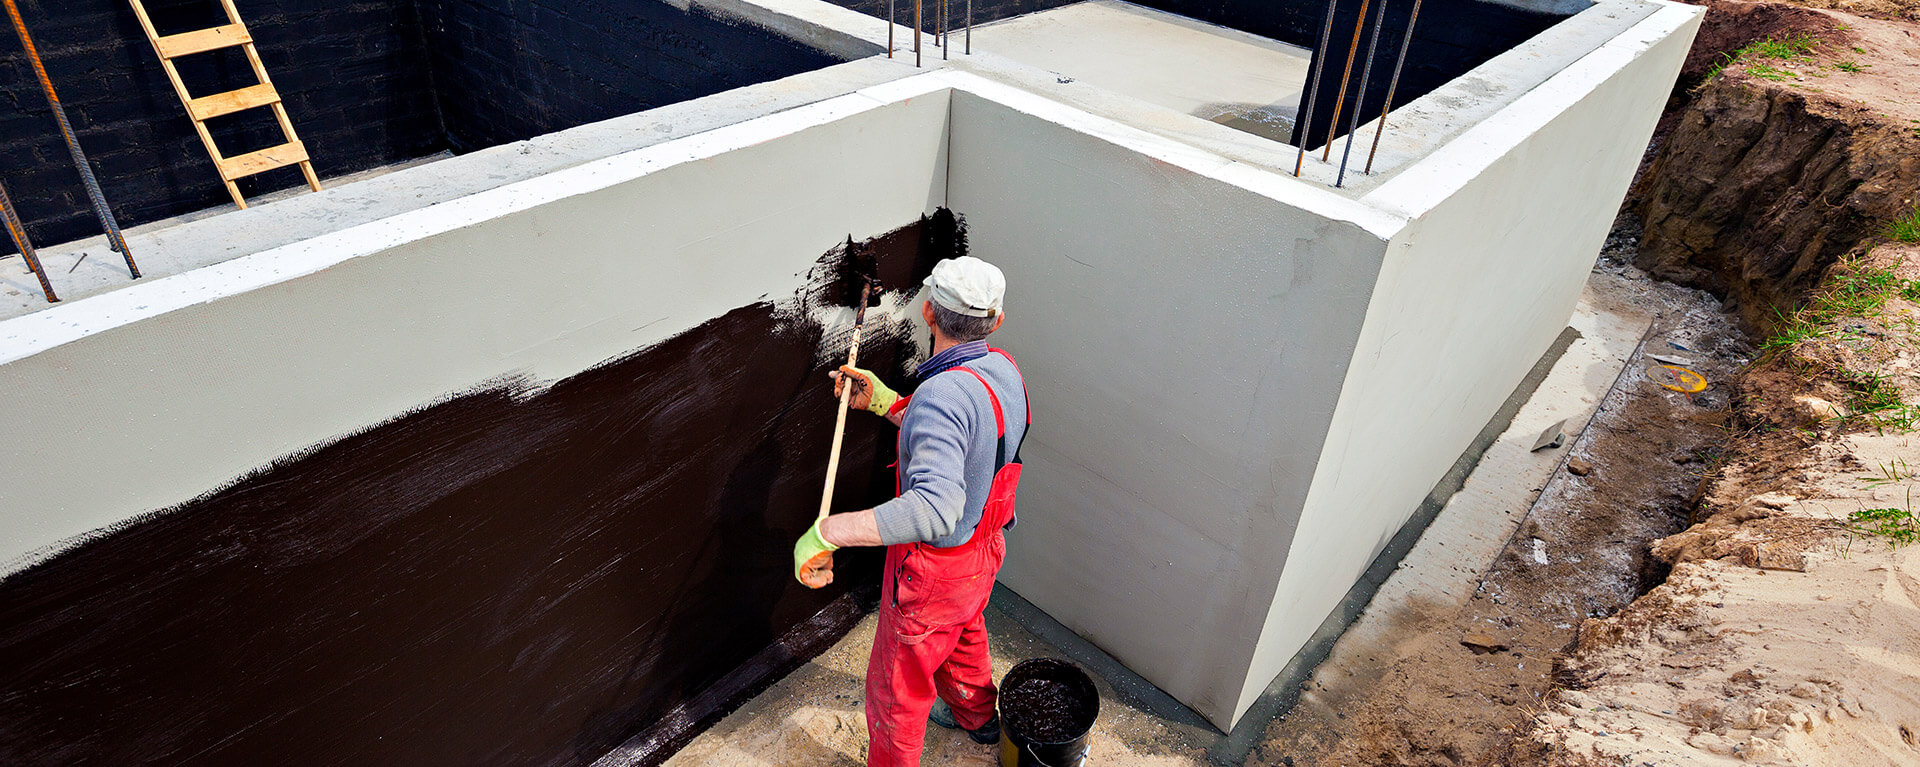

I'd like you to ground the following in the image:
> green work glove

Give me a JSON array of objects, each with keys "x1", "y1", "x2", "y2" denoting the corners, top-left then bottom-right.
[
  {"x1": 794, "y1": 518, "x2": 840, "y2": 589},
  {"x1": 838, "y1": 365, "x2": 900, "y2": 417}
]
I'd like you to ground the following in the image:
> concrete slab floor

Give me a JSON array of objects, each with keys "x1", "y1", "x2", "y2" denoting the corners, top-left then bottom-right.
[
  {"x1": 661, "y1": 268, "x2": 1660, "y2": 764},
  {"x1": 968, "y1": 0, "x2": 1310, "y2": 142}
]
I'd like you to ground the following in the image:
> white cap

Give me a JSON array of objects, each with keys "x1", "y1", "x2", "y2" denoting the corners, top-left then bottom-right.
[{"x1": 923, "y1": 256, "x2": 1006, "y2": 317}]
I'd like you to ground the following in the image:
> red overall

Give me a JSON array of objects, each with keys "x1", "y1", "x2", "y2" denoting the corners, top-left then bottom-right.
[{"x1": 865, "y1": 349, "x2": 1028, "y2": 767}]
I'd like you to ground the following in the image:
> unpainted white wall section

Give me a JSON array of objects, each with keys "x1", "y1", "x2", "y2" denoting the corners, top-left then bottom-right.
[
  {"x1": 944, "y1": 88, "x2": 1391, "y2": 728},
  {"x1": 0, "y1": 86, "x2": 953, "y2": 572},
  {"x1": 1237, "y1": 3, "x2": 1702, "y2": 722}
]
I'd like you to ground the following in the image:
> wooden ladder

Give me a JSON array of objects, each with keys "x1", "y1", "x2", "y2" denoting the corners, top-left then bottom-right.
[{"x1": 126, "y1": 0, "x2": 320, "y2": 209}]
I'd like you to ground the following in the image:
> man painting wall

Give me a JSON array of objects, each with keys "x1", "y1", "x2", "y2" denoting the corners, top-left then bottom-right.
[{"x1": 793, "y1": 256, "x2": 1030, "y2": 765}]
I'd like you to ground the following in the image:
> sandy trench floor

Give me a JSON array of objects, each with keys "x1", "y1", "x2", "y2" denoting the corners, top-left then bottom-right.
[{"x1": 663, "y1": 602, "x2": 1217, "y2": 766}]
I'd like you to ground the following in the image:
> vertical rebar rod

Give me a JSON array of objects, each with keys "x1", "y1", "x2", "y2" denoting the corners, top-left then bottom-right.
[
  {"x1": 940, "y1": 0, "x2": 948, "y2": 60},
  {"x1": 888, "y1": 0, "x2": 895, "y2": 57},
  {"x1": 1293, "y1": 0, "x2": 1341, "y2": 176},
  {"x1": 1319, "y1": 0, "x2": 1371, "y2": 162},
  {"x1": 0, "y1": 179, "x2": 58, "y2": 302},
  {"x1": 1364, "y1": 0, "x2": 1423, "y2": 173},
  {"x1": 1336, "y1": 0, "x2": 1390, "y2": 187},
  {"x1": 914, "y1": 0, "x2": 922, "y2": 67},
  {"x1": 4, "y1": 0, "x2": 139, "y2": 279},
  {"x1": 965, "y1": 0, "x2": 971, "y2": 54}
]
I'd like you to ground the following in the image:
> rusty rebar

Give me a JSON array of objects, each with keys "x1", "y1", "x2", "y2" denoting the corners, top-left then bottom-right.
[
  {"x1": 1336, "y1": 0, "x2": 1391, "y2": 187},
  {"x1": 1364, "y1": 0, "x2": 1424, "y2": 174},
  {"x1": 914, "y1": 0, "x2": 922, "y2": 67},
  {"x1": 1320, "y1": 0, "x2": 1372, "y2": 162},
  {"x1": 4, "y1": 0, "x2": 139, "y2": 279},
  {"x1": 888, "y1": 0, "x2": 895, "y2": 57},
  {"x1": 1294, "y1": 0, "x2": 1342, "y2": 176},
  {"x1": 940, "y1": 0, "x2": 948, "y2": 60},
  {"x1": 0, "y1": 179, "x2": 58, "y2": 302},
  {"x1": 965, "y1": 0, "x2": 971, "y2": 54}
]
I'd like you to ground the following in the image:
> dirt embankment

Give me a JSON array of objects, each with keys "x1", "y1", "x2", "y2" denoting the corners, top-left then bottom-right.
[
  {"x1": 1528, "y1": 244, "x2": 1920, "y2": 766},
  {"x1": 1632, "y1": 1, "x2": 1920, "y2": 332}
]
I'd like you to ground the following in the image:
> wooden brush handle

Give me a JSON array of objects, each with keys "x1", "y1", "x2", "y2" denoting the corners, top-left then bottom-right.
[{"x1": 817, "y1": 285, "x2": 872, "y2": 522}]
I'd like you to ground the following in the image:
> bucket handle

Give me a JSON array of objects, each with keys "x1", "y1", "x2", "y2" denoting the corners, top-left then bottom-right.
[{"x1": 1022, "y1": 740, "x2": 1090, "y2": 767}]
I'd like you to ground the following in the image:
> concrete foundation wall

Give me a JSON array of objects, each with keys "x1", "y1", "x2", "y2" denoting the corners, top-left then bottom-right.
[
  {"x1": 943, "y1": 83, "x2": 1392, "y2": 726},
  {"x1": 0, "y1": 80, "x2": 953, "y2": 766},
  {"x1": 1240, "y1": 1, "x2": 1701, "y2": 721},
  {"x1": 0, "y1": 85, "x2": 949, "y2": 570}
]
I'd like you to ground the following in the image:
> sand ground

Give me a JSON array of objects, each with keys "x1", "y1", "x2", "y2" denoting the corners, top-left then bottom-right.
[{"x1": 663, "y1": 601, "x2": 1216, "y2": 765}]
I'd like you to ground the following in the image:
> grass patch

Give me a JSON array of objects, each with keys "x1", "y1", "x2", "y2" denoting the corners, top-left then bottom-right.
[
  {"x1": 1706, "y1": 34, "x2": 1825, "y2": 83},
  {"x1": 1847, "y1": 373, "x2": 1920, "y2": 432},
  {"x1": 1835, "y1": 60, "x2": 1866, "y2": 73},
  {"x1": 1887, "y1": 206, "x2": 1920, "y2": 244},
  {"x1": 1760, "y1": 261, "x2": 1909, "y2": 353}
]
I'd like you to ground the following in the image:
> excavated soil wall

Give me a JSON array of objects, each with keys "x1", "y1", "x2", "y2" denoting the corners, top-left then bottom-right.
[{"x1": 1632, "y1": 0, "x2": 1920, "y2": 330}]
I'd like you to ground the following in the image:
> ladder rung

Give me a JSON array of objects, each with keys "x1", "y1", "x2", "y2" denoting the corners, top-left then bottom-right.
[
  {"x1": 216, "y1": 141, "x2": 308, "y2": 181},
  {"x1": 187, "y1": 83, "x2": 281, "y2": 121},
  {"x1": 153, "y1": 24, "x2": 252, "y2": 58}
]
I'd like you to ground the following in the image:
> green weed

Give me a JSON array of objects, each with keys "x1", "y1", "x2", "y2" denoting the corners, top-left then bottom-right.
[
  {"x1": 1887, "y1": 206, "x2": 1920, "y2": 244},
  {"x1": 1848, "y1": 502, "x2": 1919, "y2": 548},
  {"x1": 1860, "y1": 457, "x2": 1913, "y2": 488},
  {"x1": 1835, "y1": 60, "x2": 1866, "y2": 73},
  {"x1": 1847, "y1": 373, "x2": 1920, "y2": 432}
]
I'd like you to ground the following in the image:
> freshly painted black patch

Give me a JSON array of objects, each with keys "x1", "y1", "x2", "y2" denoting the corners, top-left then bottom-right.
[
  {"x1": 0, "y1": 213, "x2": 964, "y2": 766},
  {"x1": 0, "y1": 0, "x2": 842, "y2": 248}
]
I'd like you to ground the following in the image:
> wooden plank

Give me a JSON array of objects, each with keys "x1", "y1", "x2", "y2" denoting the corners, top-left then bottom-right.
[
  {"x1": 186, "y1": 83, "x2": 279, "y2": 121},
  {"x1": 153, "y1": 24, "x2": 251, "y2": 58},
  {"x1": 215, "y1": 141, "x2": 307, "y2": 181}
]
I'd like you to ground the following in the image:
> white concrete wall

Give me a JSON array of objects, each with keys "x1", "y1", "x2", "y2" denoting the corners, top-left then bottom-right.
[
  {"x1": 942, "y1": 81, "x2": 1394, "y2": 726},
  {"x1": 1238, "y1": 1, "x2": 1702, "y2": 721},
  {"x1": 0, "y1": 82, "x2": 952, "y2": 572}
]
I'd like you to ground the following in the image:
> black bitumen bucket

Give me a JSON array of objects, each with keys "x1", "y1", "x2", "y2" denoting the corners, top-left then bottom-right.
[{"x1": 998, "y1": 658, "x2": 1099, "y2": 767}]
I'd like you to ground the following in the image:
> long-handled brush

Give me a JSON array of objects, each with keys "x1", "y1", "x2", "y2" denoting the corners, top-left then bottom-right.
[
  {"x1": 819, "y1": 277, "x2": 874, "y2": 522},
  {"x1": 800, "y1": 262, "x2": 877, "y2": 589}
]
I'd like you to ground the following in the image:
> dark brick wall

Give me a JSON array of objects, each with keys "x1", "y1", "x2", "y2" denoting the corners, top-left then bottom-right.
[
  {"x1": 415, "y1": 0, "x2": 840, "y2": 152},
  {"x1": 2, "y1": 0, "x2": 446, "y2": 249},
  {"x1": 3, "y1": 0, "x2": 842, "y2": 250}
]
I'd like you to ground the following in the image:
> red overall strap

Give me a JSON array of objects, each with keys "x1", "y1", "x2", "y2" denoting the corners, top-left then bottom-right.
[{"x1": 987, "y1": 347, "x2": 1032, "y2": 428}]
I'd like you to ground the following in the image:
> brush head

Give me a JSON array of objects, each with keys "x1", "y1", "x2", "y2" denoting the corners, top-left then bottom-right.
[{"x1": 822, "y1": 236, "x2": 881, "y2": 311}]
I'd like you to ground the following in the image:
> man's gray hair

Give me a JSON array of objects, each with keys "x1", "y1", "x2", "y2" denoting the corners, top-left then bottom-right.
[{"x1": 930, "y1": 301, "x2": 998, "y2": 343}]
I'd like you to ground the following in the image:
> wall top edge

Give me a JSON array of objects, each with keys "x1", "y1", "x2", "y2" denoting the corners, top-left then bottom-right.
[{"x1": 0, "y1": 77, "x2": 949, "y2": 369}]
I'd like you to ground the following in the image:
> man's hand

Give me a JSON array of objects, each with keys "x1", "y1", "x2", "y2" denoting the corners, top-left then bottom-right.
[
  {"x1": 794, "y1": 518, "x2": 840, "y2": 589},
  {"x1": 831, "y1": 365, "x2": 899, "y2": 417}
]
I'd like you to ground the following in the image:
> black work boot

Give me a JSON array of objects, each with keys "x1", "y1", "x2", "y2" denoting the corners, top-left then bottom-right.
[{"x1": 930, "y1": 698, "x2": 1001, "y2": 745}]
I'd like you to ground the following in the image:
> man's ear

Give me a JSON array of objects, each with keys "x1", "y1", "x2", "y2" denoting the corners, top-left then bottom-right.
[
  {"x1": 990, "y1": 312, "x2": 1006, "y2": 334},
  {"x1": 921, "y1": 300, "x2": 936, "y2": 326}
]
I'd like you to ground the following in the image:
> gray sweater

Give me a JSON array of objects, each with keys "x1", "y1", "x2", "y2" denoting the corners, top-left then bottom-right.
[{"x1": 872, "y1": 347, "x2": 1029, "y2": 548}]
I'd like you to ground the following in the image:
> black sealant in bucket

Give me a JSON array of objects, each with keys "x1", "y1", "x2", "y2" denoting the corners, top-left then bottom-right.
[{"x1": 998, "y1": 658, "x2": 1099, "y2": 766}]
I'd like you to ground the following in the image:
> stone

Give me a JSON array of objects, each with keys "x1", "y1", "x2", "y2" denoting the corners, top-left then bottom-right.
[{"x1": 1461, "y1": 627, "x2": 1510, "y2": 654}]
